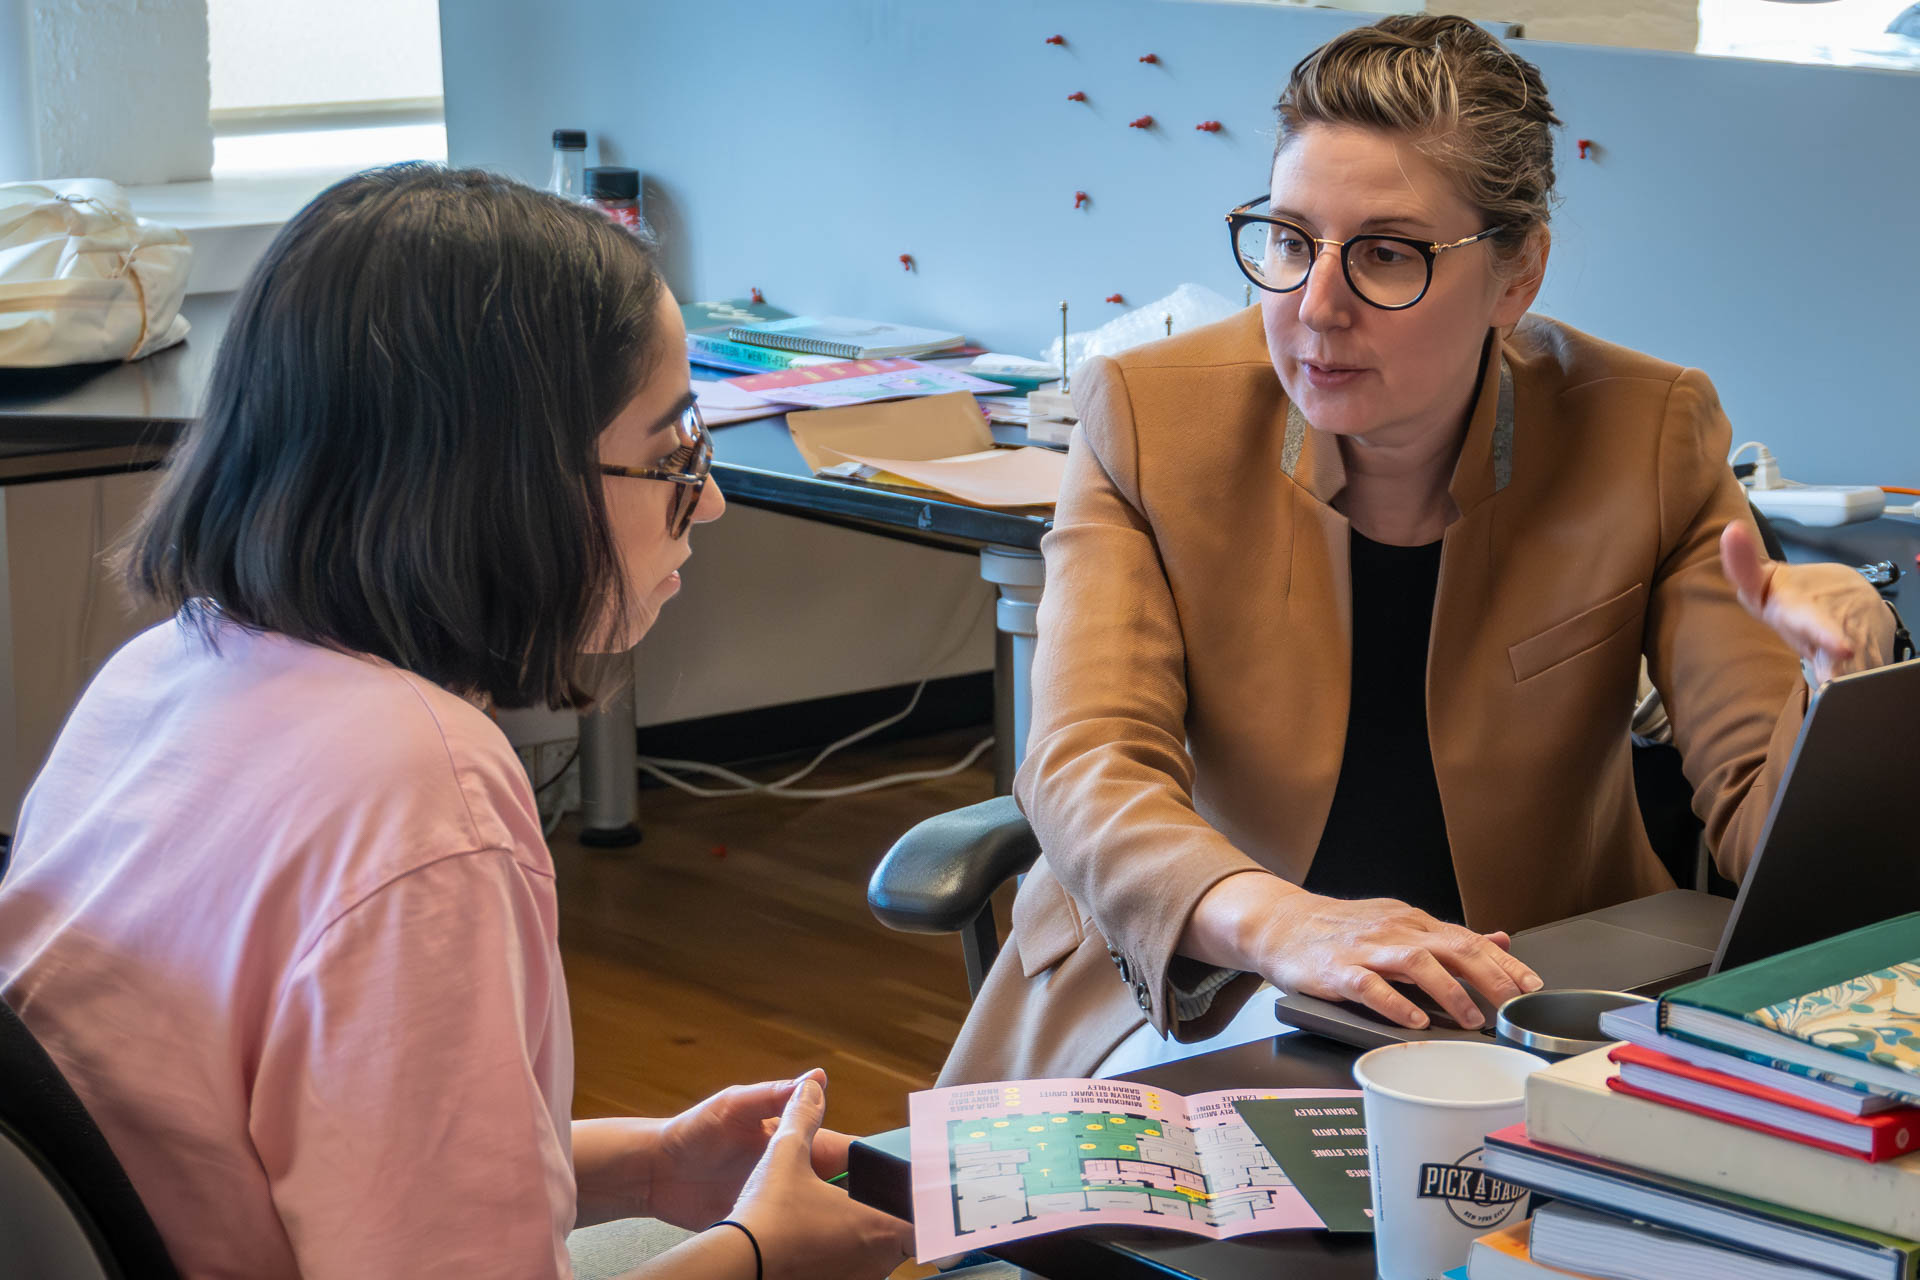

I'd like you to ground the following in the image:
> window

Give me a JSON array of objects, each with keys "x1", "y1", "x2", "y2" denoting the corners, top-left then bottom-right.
[
  {"x1": 207, "y1": 0, "x2": 447, "y2": 175},
  {"x1": 1698, "y1": 0, "x2": 1920, "y2": 69}
]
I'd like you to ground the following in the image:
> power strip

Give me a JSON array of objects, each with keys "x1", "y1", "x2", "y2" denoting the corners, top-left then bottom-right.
[{"x1": 1747, "y1": 483, "x2": 1885, "y2": 527}]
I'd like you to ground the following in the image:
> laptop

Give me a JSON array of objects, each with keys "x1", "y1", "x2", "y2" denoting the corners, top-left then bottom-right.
[{"x1": 1274, "y1": 657, "x2": 1920, "y2": 1050}]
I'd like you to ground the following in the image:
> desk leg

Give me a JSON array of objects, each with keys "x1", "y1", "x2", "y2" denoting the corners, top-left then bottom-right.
[
  {"x1": 577, "y1": 678, "x2": 642, "y2": 848},
  {"x1": 979, "y1": 546, "x2": 1045, "y2": 796}
]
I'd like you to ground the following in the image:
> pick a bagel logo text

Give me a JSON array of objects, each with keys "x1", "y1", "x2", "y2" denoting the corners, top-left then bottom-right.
[{"x1": 1415, "y1": 1147, "x2": 1527, "y2": 1228}]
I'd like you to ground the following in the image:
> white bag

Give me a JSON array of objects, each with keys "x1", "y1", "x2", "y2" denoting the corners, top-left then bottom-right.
[{"x1": 0, "y1": 179, "x2": 192, "y2": 367}]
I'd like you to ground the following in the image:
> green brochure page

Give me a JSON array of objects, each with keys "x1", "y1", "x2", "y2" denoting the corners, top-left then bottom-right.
[{"x1": 1233, "y1": 1095, "x2": 1375, "y2": 1233}]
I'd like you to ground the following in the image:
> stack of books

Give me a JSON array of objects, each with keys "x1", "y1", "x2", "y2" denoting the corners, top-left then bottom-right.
[
  {"x1": 1456, "y1": 913, "x2": 1920, "y2": 1280},
  {"x1": 682, "y1": 299, "x2": 967, "y2": 373}
]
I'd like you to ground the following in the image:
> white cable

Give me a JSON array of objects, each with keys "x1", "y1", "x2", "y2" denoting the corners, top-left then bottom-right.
[
  {"x1": 644, "y1": 675, "x2": 934, "y2": 793},
  {"x1": 1729, "y1": 440, "x2": 1782, "y2": 490},
  {"x1": 639, "y1": 734, "x2": 996, "y2": 799},
  {"x1": 637, "y1": 586, "x2": 996, "y2": 800}
]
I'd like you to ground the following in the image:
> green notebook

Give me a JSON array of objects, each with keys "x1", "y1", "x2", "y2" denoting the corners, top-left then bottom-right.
[{"x1": 1660, "y1": 912, "x2": 1920, "y2": 1106}]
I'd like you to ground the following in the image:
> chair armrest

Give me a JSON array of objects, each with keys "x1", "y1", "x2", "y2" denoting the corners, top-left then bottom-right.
[{"x1": 867, "y1": 795, "x2": 1039, "y2": 935}]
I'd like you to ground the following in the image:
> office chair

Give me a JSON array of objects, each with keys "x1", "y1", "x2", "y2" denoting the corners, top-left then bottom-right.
[
  {"x1": 868, "y1": 507, "x2": 1792, "y2": 998},
  {"x1": 0, "y1": 998, "x2": 178, "y2": 1279}
]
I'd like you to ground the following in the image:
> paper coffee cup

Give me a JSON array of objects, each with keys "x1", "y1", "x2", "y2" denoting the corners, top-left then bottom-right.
[{"x1": 1353, "y1": 1040, "x2": 1548, "y2": 1280}]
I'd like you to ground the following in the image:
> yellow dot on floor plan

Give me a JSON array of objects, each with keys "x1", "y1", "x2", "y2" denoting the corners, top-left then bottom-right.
[
  {"x1": 1080, "y1": 1143, "x2": 1097, "y2": 1150},
  {"x1": 970, "y1": 1131, "x2": 986, "y2": 1139},
  {"x1": 993, "y1": 1121, "x2": 1009, "y2": 1128},
  {"x1": 1087, "y1": 1123, "x2": 1103, "y2": 1130},
  {"x1": 1143, "y1": 1129, "x2": 1160, "y2": 1137},
  {"x1": 1028, "y1": 1126, "x2": 1043, "y2": 1132},
  {"x1": 1108, "y1": 1117, "x2": 1126, "y2": 1125},
  {"x1": 1051, "y1": 1117, "x2": 1067, "y2": 1124},
  {"x1": 1119, "y1": 1145, "x2": 1136, "y2": 1152}
]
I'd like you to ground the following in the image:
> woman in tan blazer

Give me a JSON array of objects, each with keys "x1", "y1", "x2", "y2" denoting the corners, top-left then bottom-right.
[{"x1": 942, "y1": 16, "x2": 1898, "y2": 1085}]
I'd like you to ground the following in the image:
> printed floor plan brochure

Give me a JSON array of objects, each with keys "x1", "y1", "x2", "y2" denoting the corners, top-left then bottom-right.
[{"x1": 907, "y1": 1077, "x2": 1370, "y2": 1258}]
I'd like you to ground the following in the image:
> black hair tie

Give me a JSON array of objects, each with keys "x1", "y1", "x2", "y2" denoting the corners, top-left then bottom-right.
[{"x1": 709, "y1": 1219, "x2": 763, "y2": 1280}]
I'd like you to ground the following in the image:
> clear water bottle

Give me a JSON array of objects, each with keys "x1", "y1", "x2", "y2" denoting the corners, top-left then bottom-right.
[{"x1": 548, "y1": 129, "x2": 587, "y2": 200}]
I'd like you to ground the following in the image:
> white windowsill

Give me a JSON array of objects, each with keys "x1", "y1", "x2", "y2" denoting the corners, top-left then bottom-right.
[{"x1": 124, "y1": 123, "x2": 448, "y2": 295}]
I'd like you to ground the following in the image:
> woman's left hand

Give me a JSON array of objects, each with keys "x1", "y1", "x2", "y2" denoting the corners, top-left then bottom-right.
[
  {"x1": 641, "y1": 1070, "x2": 853, "y2": 1231},
  {"x1": 1720, "y1": 521, "x2": 1893, "y2": 685}
]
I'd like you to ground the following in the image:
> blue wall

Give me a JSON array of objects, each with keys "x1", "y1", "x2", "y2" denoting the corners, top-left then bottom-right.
[{"x1": 441, "y1": 0, "x2": 1920, "y2": 484}]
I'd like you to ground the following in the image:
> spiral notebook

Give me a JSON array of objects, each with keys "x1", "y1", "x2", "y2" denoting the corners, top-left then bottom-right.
[{"x1": 726, "y1": 315, "x2": 965, "y2": 360}]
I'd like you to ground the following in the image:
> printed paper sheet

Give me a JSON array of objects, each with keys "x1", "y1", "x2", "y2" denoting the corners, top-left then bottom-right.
[{"x1": 908, "y1": 1078, "x2": 1358, "y2": 1259}]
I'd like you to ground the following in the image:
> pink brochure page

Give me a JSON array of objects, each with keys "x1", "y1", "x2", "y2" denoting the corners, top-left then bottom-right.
[{"x1": 907, "y1": 1078, "x2": 1334, "y2": 1260}]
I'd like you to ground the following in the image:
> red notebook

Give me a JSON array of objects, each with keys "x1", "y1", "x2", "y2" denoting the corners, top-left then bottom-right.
[{"x1": 1608, "y1": 1043, "x2": 1920, "y2": 1163}]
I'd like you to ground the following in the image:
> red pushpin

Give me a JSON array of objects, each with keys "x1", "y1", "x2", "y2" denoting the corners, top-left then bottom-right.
[
  {"x1": 1045, "y1": 34, "x2": 1065, "y2": 45},
  {"x1": 1129, "y1": 115, "x2": 1154, "y2": 129},
  {"x1": 899, "y1": 253, "x2": 914, "y2": 272},
  {"x1": 1195, "y1": 120, "x2": 1222, "y2": 133},
  {"x1": 1073, "y1": 190, "x2": 1089, "y2": 209},
  {"x1": 1067, "y1": 90, "x2": 1087, "y2": 102},
  {"x1": 1577, "y1": 138, "x2": 1593, "y2": 159},
  {"x1": 1139, "y1": 53, "x2": 1160, "y2": 64},
  {"x1": 1105, "y1": 293, "x2": 1125, "y2": 304},
  {"x1": 749, "y1": 287, "x2": 764, "y2": 304}
]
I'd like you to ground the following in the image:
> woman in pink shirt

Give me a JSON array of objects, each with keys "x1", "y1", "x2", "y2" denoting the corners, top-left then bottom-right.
[{"x1": 0, "y1": 166, "x2": 913, "y2": 1279}]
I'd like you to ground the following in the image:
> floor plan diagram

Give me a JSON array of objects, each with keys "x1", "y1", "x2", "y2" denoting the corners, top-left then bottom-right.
[{"x1": 910, "y1": 1079, "x2": 1357, "y2": 1257}]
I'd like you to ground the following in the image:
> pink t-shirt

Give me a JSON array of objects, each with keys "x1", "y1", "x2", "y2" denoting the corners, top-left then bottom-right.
[{"x1": 0, "y1": 617, "x2": 576, "y2": 1278}]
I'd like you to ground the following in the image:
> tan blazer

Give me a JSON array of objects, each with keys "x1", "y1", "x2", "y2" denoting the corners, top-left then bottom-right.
[{"x1": 940, "y1": 308, "x2": 1807, "y2": 1086}]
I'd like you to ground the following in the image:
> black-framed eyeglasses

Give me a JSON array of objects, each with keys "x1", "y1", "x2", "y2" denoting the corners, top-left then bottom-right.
[
  {"x1": 1225, "y1": 195, "x2": 1503, "y2": 311},
  {"x1": 599, "y1": 400, "x2": 712, "y2": 538}
]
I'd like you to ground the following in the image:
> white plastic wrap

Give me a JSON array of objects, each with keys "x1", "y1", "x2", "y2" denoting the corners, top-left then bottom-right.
[{"x1": 1040, "y1": 283, "x2": 1241, "y2": 377}]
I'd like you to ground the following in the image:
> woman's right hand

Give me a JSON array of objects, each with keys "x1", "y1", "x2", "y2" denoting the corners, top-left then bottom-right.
[
  {"x1": 1186, "y1": 872, "x2": 1541, "y2": 1030},
  {"x1": 729, "y1": 1075, "x2": 914, "y2": 1280},
  {"x1": 1257, "y1": 889, "x2": 1542, "y2": 1029}
]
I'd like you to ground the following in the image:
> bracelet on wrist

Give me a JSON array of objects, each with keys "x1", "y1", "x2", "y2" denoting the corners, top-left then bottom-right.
[
  {"x1": 709, "y1": 1219, "x2": 763, "y2": 1280},
  {"x1": 1886, "y1": 600, "x2": 1914, "y2": 664}
]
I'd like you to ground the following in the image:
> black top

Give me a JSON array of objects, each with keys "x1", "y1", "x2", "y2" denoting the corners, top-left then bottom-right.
[{"x1": 1301, "y1": 530, "x2": 1465, "y2": 924}]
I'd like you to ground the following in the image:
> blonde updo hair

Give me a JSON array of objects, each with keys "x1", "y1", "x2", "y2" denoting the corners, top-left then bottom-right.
[{"x1": 1275, "y1": 15, "x2": 1560, "y2": 272}]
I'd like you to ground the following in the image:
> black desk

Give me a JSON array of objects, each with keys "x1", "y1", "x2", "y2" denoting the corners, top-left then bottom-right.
[
  {"x1": 848, "y1": 1032, "x2": 1376, "y2": 1280},
  {"x1": 0, "y1": 294, "x2": 217, "y2": 479}
]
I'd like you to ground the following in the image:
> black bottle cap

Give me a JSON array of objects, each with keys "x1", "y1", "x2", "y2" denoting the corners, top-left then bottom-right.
[
  {"x1": 585, "y1": 166, "x2": 639, "y2": 200},
  {"x1": 552, "y1": 129, "x2": 587, "y2": 150}
]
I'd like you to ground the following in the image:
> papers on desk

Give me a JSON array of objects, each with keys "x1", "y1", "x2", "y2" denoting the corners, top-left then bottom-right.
[
  {"x1": 819, "y1": 447, "x2": 1063, "y2": 508},
  {"x1": 787, "y1": 392, "x2": 1063, "y2": 507},
  {"x1": 727, "y1": 357, "x2": 1010, "y2": 409},
  {"x1": 692, "y1": 379, "x2": 780, "y2": 426},
  {"x1": 907, "y1": 1077, "x2": 1359, "y2": 1260}
]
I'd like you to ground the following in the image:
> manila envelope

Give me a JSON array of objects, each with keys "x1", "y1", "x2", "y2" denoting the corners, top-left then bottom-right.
[
  {"x1": 787, "y1": 392, "x2": 1063, "y2": 507},
  {"x1": 785, "y1": 391, "x2": 994, "y2": 474},
  {"x1": 826, "y1": 447, "x2": 1065, "y2": 508}
]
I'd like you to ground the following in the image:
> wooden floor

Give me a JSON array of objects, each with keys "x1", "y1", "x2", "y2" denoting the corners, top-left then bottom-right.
[{"x1": 551, "y1": 725, "x2": 1008, "y2": 1141}]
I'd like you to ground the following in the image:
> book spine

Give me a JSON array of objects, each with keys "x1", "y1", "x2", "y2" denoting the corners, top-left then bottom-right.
[
  {"x1": 1607, "y1": 1076, "x2": 1889, "y2": 1161},
  {"x1": 1483, "y1": 1137, "x2": 1909, "y2": 1280},
  {"x1": 1526, "y1": 1064, "x2": 1920, "y2": 1238},
  {"x1": 686, "y1": 334, "x2": 809, "y2": 370},
  {"x1": 1659, "y1": 1024, "x2": 1920, "y2": 1108}
]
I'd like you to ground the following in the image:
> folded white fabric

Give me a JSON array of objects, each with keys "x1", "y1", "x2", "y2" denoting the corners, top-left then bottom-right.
[{"x1": 0, "y1": 178, "x2": 192, "y2": 366}]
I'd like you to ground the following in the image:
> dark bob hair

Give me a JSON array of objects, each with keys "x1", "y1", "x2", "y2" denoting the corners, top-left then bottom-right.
[{"x1": 121, "y1": 164, "x2": 665, "y2": 708}]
